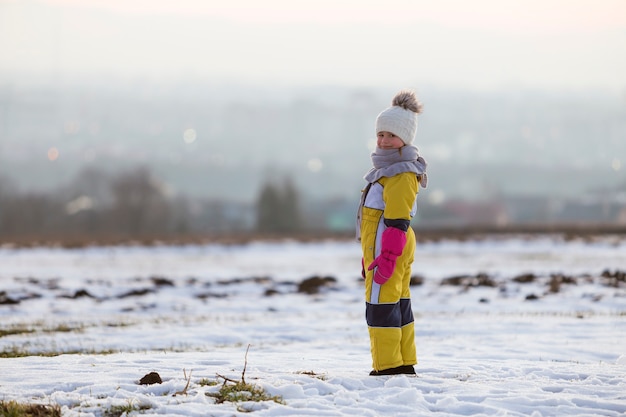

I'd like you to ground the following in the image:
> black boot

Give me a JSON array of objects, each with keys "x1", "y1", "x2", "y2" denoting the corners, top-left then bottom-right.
[
  {"x1": 398, "y1": 365, "x2": 416, "y2": 375},
  {"x1": 369, "y1": 365, "x2": 416, "y2": 376}
]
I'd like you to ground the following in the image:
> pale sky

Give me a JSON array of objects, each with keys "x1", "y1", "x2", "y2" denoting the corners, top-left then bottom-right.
[{"x1": 1, "y1": 0, "x2": 625, "y2": 91}]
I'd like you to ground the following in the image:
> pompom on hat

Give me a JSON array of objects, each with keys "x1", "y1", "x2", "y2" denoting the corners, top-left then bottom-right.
[{"x1": 375, "y1": 90, "x2": 423, "y2": 145}]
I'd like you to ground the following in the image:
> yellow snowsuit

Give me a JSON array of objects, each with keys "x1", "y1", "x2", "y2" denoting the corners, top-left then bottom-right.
[{"x1": 358, "y1": 171, "x2": 418, "y2": 371}]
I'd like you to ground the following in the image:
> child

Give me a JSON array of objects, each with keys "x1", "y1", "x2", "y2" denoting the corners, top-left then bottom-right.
[{"x1": 356, "y1": 90, "x2": 428, "y2": 376}]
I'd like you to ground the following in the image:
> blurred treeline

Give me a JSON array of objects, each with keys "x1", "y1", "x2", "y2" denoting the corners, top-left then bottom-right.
[
  {"x1": 2, "y1": 163, "x2": 625, "y2": 246},
  {"x1": 0, "y1": 167, "x2": 323, "y2": 244},
  {"x1": 3, "y1": 165, "x2": 626, "y2": 246}
]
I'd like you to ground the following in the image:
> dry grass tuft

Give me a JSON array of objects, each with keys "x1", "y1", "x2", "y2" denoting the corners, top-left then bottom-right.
[
  {"x1": 0, "y1": 400, "x2": 61, "y2": 417},
  {"x1": 207, "y1": 345, "x2": 284, "y2": 406}
]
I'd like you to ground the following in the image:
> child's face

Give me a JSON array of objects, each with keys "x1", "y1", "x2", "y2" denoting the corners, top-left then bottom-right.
[{"x1": 377, "y1": 131, "x2": 404, "y2": 150}]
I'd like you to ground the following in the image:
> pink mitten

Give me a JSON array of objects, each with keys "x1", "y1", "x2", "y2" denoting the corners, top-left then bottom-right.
[{"x1": 368, "y1": 227, "x2": 407, "y2": 285}]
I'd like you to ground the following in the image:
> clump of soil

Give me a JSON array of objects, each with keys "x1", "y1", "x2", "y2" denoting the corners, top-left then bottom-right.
[
  {"x1": 297, "y1": 276, "x2": 337, "y2": 294},
  {"x1": 440, "y1": 273, "x2": 497, "y2": 288},
  {"x1": 139, "y1": 372, "x2": 162, "y2": 385},
  {"x1": 601, "y1": 269, "x2": 626, "y2": 287}
]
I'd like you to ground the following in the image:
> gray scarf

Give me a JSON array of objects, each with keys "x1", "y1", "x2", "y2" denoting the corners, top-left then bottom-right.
[{"x1": 364, "y1": 145, "x2": 428, "y2": 188}]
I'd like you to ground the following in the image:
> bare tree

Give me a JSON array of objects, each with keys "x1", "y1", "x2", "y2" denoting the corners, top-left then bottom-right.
[
  {"x1": 110, "y1": 167, "x2": 172, "y2": 236},
  {"x1": 255, "y1": 177, "x2": 302, "y2": 234}
]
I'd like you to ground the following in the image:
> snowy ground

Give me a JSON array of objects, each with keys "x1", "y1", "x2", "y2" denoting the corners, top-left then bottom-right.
[{"x1": 1, "y1": 234, "x2": 625, "y2": 416}]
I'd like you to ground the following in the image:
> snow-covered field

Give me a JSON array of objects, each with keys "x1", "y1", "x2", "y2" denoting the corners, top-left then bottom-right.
[{"x1": 1, "y1": 235, "x2": 625, "y2": 416}]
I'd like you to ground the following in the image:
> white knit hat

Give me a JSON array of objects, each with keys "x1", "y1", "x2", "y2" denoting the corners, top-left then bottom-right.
[{"x1": 375, "y1": 90, "x2": 423, "y2": 145}]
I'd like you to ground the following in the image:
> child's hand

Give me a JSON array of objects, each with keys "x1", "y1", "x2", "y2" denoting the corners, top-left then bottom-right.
[
  {"x1": 368, "y1": 255, "x2": 395, "y2": 285},
  {"x1": 367, "y1": 226, "x2": 407, "y2": 285}
]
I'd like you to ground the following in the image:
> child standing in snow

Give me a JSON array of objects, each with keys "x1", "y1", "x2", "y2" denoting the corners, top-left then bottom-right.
[{"x1": 356, "y1": 90, "x2": 427, "y2": 376}]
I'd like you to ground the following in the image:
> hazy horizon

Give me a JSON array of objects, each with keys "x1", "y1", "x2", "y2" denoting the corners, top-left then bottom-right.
[
  {"x1": 1, "y1": 0, "x2": 625, "y2": 214},
  {"x1": 1, "y1": 81, "x2": 624, "y2": 206}
]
